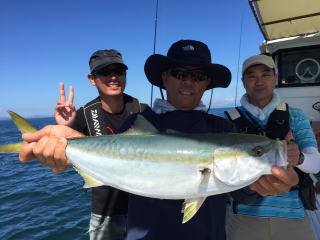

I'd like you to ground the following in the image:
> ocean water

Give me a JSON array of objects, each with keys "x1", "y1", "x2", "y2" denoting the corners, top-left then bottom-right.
[
  {"x1": 0, "y1": 108, "x2": 231, "y2": 240},
  {"x1": 0, "y1": 117, "x2": 90, "y2": 240}
]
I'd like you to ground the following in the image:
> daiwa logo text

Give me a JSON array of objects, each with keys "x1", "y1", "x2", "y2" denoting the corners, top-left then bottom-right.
[{"x1": 91, "y1": 109, "x2": 102, "y2": 136}]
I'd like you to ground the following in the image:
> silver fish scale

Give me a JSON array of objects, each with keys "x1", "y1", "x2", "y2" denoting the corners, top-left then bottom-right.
[
  {"x1": 68, "y1": 134, "x2": 214, "y2": 164},
  {"x1": 65, "y1": 133, "x2": 283, "y2": 199}
]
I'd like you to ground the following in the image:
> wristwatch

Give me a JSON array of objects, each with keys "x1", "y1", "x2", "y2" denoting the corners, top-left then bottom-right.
[{"x1": 297, "y1": 151, "x2": 305, "y2": 165}]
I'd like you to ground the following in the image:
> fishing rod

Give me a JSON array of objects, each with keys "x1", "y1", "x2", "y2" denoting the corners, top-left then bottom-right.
[
  {"x1": 234, "y1": 7, "x2": 244, "y2": 107},
  {"x1": 150, "y1": 0, "x2": 163, "y2": 107}
]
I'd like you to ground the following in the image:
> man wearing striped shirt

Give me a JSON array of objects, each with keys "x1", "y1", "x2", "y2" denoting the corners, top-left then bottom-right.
[{"x1": 225, "y1": 54, "x2": 320, "y2": 240}]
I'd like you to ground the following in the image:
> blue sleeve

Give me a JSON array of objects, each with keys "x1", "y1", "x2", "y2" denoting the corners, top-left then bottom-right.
[{"x1": 289, "y1": 107, "x2": 317, "y2": 149}]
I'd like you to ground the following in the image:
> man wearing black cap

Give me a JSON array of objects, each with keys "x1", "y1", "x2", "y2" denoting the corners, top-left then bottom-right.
[
  {"x1": 54, "y1": 49, "x2": 148, "y2": 240},
  {"x1": 19, "y1": 40, "x2": 299, "y2": 240}
]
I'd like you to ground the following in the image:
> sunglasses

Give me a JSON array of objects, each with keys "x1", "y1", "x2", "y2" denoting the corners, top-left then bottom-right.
[
  {"x1": 167, "y1": 68, "x2": 211, "y2": 82},
  {"x1": 95, "y1": 68, "x2": 126, "y2": 77}
]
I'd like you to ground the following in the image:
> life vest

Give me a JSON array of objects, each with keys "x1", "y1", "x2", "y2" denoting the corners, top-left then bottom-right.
[{"x1": 225, "y1": 102, "x2": 289, "y2": 140}]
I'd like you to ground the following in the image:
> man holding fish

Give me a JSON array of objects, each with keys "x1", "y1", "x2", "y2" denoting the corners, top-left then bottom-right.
[
  {"x1": 225, "y1": 54, "x2": 320, "y2": 240},
  {"x1": 18, "y1": 40, "x2": 299, "y2": 240}
]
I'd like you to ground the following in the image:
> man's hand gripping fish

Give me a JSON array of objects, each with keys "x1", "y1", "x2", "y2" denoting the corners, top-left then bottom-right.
[{"x1": 0, "y1": 111, "x2": 287, "y2": 223}]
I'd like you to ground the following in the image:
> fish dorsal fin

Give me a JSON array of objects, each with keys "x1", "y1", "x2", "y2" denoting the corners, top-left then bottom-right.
[
  {"x1": 181, "y1": 197, "x2": 206, "y2": 224},
  {"x1": 73, "y1": 166, "x2": 104, "y2": 188},
  {"x1": 8, "y1": 111, "x2": 37, "y2": 133},
  {"x1": 121, "y1": 115, "x2": 159, "y2": 135}
]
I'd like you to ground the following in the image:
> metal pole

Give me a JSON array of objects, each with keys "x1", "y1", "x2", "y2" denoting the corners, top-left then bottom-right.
[
  {"x1": 235, "y1": 11, "x2": 244, "y2": 107},
  {"x1": 150, "y1": 0, "x2": 159, "y2": 107}
]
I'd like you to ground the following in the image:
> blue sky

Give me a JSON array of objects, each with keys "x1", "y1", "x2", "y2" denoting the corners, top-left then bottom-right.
[{"x1": 0, "y1": 0, "x2": 264, "y2": 119}]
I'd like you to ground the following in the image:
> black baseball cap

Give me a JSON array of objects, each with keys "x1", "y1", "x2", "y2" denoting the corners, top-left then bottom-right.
[{"x1": 89, "y1": 49, "x2": 128, "y2": 74}]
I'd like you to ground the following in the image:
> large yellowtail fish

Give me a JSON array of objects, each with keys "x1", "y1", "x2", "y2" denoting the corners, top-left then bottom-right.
[{"x1": 0, "y1": 111, "x2": 287, "y2": 223}]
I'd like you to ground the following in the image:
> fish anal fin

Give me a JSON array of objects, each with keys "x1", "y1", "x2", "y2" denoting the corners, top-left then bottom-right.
[
  {"x1": 121, "y1": 115, "x2": 159, "y2": 135},
  {"x1": 73, "y1": 166, "x2": 104, "y2": 188},
  {"x1": 181, "y1": 197, "x2": 206, "y2": 224}
]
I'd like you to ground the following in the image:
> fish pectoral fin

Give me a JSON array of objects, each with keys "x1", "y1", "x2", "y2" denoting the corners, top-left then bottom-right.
[
  {"x1": 73, "y1": 167, "x2": 104, "y2": 188},
  {"x1": 181, "y1": 197, "x2": 206, "y2": 224},
  {"x1": 121, "y1": 115, "x2": 159, "y2": 135},
  {"x1": 8, "y1": 111, "x2": 37, "y2": 133},
  {"x1": 0, "y1": 141, "x2": 26, "y2": 153}
]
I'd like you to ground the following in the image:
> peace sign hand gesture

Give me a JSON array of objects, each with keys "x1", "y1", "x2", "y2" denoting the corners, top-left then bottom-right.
[{"x1": 54, "y1": 82, "x2": 76, "y2": 126}]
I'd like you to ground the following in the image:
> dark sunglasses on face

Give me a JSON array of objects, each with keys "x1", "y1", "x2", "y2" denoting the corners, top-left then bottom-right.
[
  {"x1": 167, "y1": 68, "x2": 211, "y2": 82},
  {"x1": 95, "y1": 68, "x2": 126, "y2": 77}
]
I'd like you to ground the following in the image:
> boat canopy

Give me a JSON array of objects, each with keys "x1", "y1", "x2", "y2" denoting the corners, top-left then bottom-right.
[{"x1": 249, "y1": 0, "x2": 320, "y2": 41}]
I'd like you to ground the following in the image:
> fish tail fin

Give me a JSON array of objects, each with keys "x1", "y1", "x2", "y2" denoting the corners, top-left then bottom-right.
[
  {"x1": 7, "y1": 111, "x2": 37, "y2": 134},
  {"x1": 0, "y1": 142, "x2": 26, "y2": 153},
  {"x1": 73, "y1": 166, "x2": 104, "y2": 188},
  {"x1": 181, "y1": 197, "x2": 206, "y2": 223},
  {"x1": 0, "y1": 111, "x2": 37, "y2": 153}
]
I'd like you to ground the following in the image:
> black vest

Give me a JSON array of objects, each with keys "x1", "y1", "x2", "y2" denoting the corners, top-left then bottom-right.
[
  {"x1": 225, "y1": 104, "x2": 317, "y2": 211},
  {"x1": 225, "y1": 103, "x2": 289, "y2": 140}
]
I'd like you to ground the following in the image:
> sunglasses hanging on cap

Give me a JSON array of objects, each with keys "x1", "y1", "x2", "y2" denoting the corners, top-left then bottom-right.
[{"x1": 167, "y1": 68, "x2": 211, "y2": 82}]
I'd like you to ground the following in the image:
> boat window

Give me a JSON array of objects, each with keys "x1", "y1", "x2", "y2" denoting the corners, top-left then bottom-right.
[{"x1": 277, "y1": 46, "x2": 320, "y2": 87}]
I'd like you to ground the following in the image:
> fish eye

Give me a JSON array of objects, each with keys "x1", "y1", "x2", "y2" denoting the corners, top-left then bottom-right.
[{"x1": 253, "y1": 146, "x2": 264, "y2": 157}]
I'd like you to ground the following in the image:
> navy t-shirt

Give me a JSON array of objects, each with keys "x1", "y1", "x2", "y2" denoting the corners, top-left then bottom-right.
[{"x1": 119, "y1": 109, "x2": 257, "y2": 240}]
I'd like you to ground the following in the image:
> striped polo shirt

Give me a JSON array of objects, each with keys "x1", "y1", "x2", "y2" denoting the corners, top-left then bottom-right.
[{"x1": 234, "y1": 105, "x2": 317, "y2": 218}]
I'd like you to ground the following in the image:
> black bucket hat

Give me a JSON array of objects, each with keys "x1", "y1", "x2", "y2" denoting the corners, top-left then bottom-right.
[
  {"x1": 144, "y1": 40, "x2": 231, "y2": 90},
  {"x1": 89, "y1": 49, "x2": 128, "y2": 74}
]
